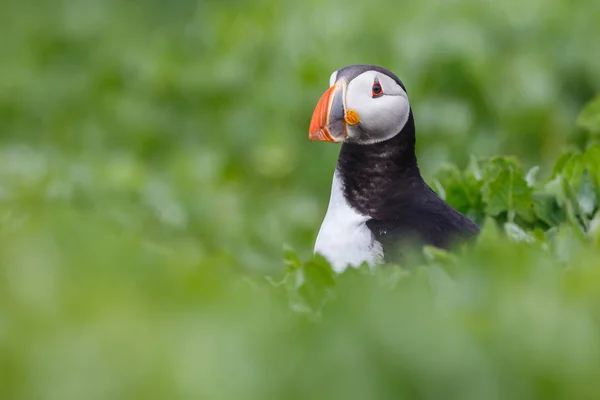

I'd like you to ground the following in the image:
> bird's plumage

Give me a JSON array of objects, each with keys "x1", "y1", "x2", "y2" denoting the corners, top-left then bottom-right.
[{"x1": 311, "y1": 64, "x2": 479, "y2": 271}]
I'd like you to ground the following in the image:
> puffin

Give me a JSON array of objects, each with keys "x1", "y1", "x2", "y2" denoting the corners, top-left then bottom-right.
[{"x1": 309, "y1": 64, "x2": 479, "y2": 272}]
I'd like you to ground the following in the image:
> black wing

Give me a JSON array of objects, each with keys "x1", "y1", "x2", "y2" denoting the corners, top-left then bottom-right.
[{"x1": 366, "y1": 200, "x2": 479, "y2": 265}]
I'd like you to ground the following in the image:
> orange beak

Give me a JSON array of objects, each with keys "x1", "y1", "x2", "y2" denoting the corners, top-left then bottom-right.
[{"x1": 308, "y1": 81, "x2": 349, "y2": 142}]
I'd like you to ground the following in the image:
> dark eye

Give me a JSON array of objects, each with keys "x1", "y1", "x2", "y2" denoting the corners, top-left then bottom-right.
[{"x1": 372, "y1": 82, "x2": 383, "y2": 98}]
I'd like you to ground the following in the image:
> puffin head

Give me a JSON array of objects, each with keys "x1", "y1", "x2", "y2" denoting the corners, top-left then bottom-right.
[{"x1": 309, "y1": 64, "x2": 411, "y2": 145}]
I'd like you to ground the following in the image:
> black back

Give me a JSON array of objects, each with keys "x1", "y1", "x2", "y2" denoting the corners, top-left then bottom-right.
[{"x1": 336, "y1": 109, "x2": 479, "y2": 264}]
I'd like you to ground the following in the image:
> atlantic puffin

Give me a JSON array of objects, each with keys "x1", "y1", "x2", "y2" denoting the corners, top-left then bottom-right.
[{"x1": 309, "y1": 64, "x2": 479, "y2": 272}]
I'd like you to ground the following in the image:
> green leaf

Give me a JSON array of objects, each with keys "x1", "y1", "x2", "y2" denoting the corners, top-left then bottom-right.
[
  {"x1": 554, "y1": 152, "x2": 598, "y2": 227},
  {"x1": 560, "y1": 177, "x2": 588, "y2": 231},
  {"x1": 532, "y1": 191, "x2": 566, "y2": 227},
  {"x1": 423, "y1": 245, "x2": 458, "y2": 277},
  {"x1": 481, "y1": 157, "x2": 534, "y2": 222},
  {"x1": 296, "y1": 254, "x2": 336, "y2": 312},
  {"x1": 561, "y1": 153, "x2": 586, "y2": 189},
  {"x1": 584, "y1": 144, "x2": 600, "y2": 200},
  {"x1": 589, "y1": 210, "x2": 600, "y2": 244},
  {"x1": 504, "y1": 222, "x2": 535, "y2": 244},
  {"x1": 373, "y1": 265, "x2": 410, "y2": 290},
  {"x1": 525, "y1": 166, "x2": 540, "y2": 187},
  {"x1": 283, "y1": 246, "x2": 302, "y2": 272},
  {"x1": 584, "y1": 144, "x2": 600, "y2": 172},
  {"x1": 423, "y1": 245, "x2": 457, "y2": 264},
  {"x1": 577, "y1": 169, "x2": 596, "y2": 216},
  {"x1": 551, "y1": 151, "x2": 576, "y2": 178},
  {"x1": 434, "y1": 162, "x2": 483, "y2": 217},
  {"x1": 577, "y1": 95, "x2": 600, "y2": 133},
  {"x1": 466, "y1": 154, "x2": 484, "y2": 181}
]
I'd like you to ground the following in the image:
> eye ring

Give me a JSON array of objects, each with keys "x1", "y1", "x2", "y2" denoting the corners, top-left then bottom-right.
[{"x1": 372, "y1": 81, "x2": 383, "y2": 98}]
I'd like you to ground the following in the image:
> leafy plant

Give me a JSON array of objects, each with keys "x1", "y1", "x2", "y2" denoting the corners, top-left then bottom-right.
[{"x1": 1, "y1": 0, "x2": 600, "y2": 397}]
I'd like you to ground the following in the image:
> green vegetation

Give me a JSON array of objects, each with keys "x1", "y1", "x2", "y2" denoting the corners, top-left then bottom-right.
[{"x1": 2, "y1": 0, "x2": 600, "y2": 398}]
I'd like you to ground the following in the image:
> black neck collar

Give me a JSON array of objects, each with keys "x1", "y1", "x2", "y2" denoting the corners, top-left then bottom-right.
[{"x1": 336, "y1": 110, "x2": 429, "y2": 219}]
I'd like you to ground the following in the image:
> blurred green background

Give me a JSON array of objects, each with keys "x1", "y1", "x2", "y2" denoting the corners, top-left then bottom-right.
[
  {"x1": 2, "y1": 0, "x2": 600, "y2": 398},
  {"x1": 1, "y1": 0, "x2": 600, "y2": 272}
]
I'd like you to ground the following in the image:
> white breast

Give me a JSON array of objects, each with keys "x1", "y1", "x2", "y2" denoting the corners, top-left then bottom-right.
[{"x1": 314, "y1": 171, "x2": 383, "y2": 273}]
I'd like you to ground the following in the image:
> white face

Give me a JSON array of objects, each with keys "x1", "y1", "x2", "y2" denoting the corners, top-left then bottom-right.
[
  {"x1": 329, "y1": 70, "x2": 338, "y2": 87},
  {"x1": 336, "y1": 70, "x2": 410, "y2": 145}
]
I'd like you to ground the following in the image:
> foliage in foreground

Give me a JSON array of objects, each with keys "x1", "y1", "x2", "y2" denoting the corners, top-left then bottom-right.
[
  {"x1": 2, "y1": 0, "x2": 600, "y2": 398},
  {"x1": 2, "y1": 101, "x2": 600, "y2": 399},
  {"x1": 2, "y1": 200, "x2": 600, "y2": 399}
]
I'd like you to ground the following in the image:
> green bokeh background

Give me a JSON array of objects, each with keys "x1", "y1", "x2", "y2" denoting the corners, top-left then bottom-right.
[
  {"x1": 2, "y1": 0, "x2": 600, "y2": 271},
  {"x1": 2, "y1": 0, "x2": 600, "y2": 398}
]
